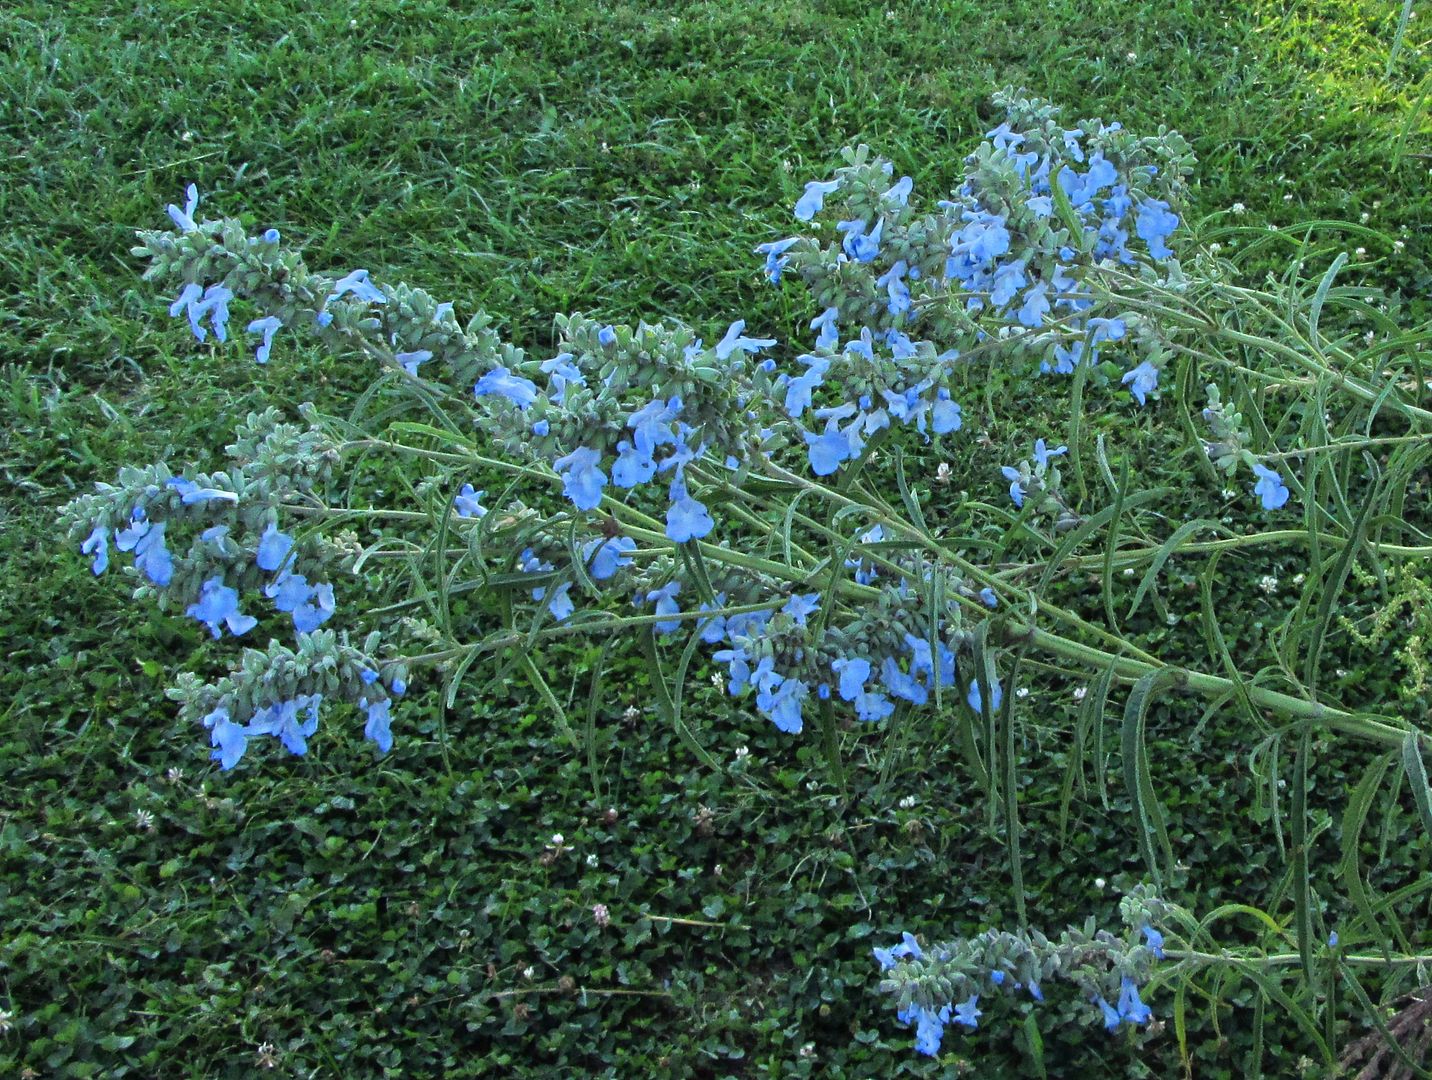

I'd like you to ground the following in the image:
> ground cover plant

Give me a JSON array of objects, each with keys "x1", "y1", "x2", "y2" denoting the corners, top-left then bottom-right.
[{"x1": 3, "y1": 1, "x2": 1431, "y2": 1077}]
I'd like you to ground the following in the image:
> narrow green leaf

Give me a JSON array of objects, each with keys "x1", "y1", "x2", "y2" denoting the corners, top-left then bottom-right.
[
  {"x1": 1121, "y1": 670, "x2": 1180, "y2": 883},
  {"x1": 1401, "y1": 731, "x2": 1432, "y2": 840},
  {"x1": 1290, "y1": 730, "x2": 1313, "y2": 982}
]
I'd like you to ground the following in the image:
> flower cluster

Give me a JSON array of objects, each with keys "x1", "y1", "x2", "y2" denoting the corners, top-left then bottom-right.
[
  {"x1": 1201, "y1": 384, "x2": 1292, "y2": 509},
  {"x1": 874, "y1": 887, "x2": 1172, "y2": 1056}
]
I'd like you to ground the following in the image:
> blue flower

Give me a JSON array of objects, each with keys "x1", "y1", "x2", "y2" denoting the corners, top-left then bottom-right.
[
  {"x1": 760, "y1": 674, "x2": 807, "y2": 733},
  {"x1": 931, "y1": 389, "x2": 962, "y2": 435},
  {"x1": 361, "y1": 697, "x2": 393, "y2": 752},
  {"x1": 1121, "y1": 361, "x2": 1160, "y2": 406},
  {"x1": 839, "y1": 217, "x2": 884, "y2": 263},
  {"x1": 715, "y1": 319, "x2": 776, "y2": 360},
  {"x1": 204, "y1": 706, "x2": 249, "y2": 770},
  {"x1": 262, "y1": 228, "x2": 280, "y2": 244},
  {"x1": 911, "y1": 1003, "x2": 949, "y2": 1056},
  {"x1": 810, "y1": 306, "x2": 840, "y2": 350},
  {"x1": 966, "y1": 677, "x2": 1002, "y2": 714},
  {"x1": 166, "y1": 477, "x2": 237, "y2": 505},
  {"x1": 833, "y1": 657, "x2": 871, "y2": 701},
  {"x1": 1097, "y1": 977, "x2": 1153, "y2": 1030},
  {"x1": 1018, "y1": 282, "x2": 1050, "y2": 327},
  {"x1": 979, "y1": 587, "x2": 998, "y2": 608},
  {"x1": 396, "y1": 349, "x2": 432, "y2": 376},
  {"x1": 1032, "y1": 438, "x2": 1068, "y2": 468},
  {"x1": 169, "y1": 283, "x2": 205, "y2": 340},
  {"x1": 805, "y1": 419, "x2": 852, "y2": 476},
  {"x1": 194, "y1": 284, "x2": 234, "y2": 343},
  {"x1": 248, "y1": 696, "x2": 321, "y2": 757},
  {"x1": 597, "y1": 324, "x2": 618, "y2": 347},
  {"x1": 612, "y1": 439, "x2": 657, "y2": 488},
  {"x1": 129, "y1": 519, "x2": 173, "y2": 587},
  {"x1": 167, "y1": 183, "x2": 200, "y2": 232},
  {"x1": 644, "y1": 581, "x2": 682, "y2": 634},
  {"x1": 1328, "y1": 930, "x2": 1339, "y2": 947},
  {"x1": 554, "y1": 446, "x2": 607, "y2": 510},
  {"x1": 990, "y1": 970, "x2": 1006, "y2": 986},
  {"x1": 1251, "y1": 464, "x2": 1290, "y2": 510},
  {"x1": 1142, "y1": 924, "x2": 1165, "y2": 959},
  {"x1": 587, "y1": 536, "x2": 636, "y2": 580},
  {"x1": 328, "y1": 269, "x2": 386, "y2": 305},
  {"x1": 82, "y1": 525, "x2": 110, "y2": 575},
  {"x1": 454, "y1": 484, "x2": 487, "y2": 518},
  {"x1": 666, "y1": 478, "x2": 714, "y2": 543},
  {"x1": 794, "y1": 178, "x2": 840, "y2": 221},
  {"x1": 547, "y1": 582, "x2": 575, "y2": 621},
  {"x1": 186, "y1": 576, "x2": 258, "y2": 638},
  {"x1": 882, "y1": 175, "x2": 914, "y2": 205},
  {"x1": 1135, "y1": 198, "x2": 1179, "y2": 259},
  {"x1": 247, "y1": 315, "x2": 282, "y2": 364},
  {"x1": 953, "y1": 993, "x2": 982, "y2": 1029},
  {"x1": 266, "y1": 573, "x2": 335, "y2": 634},
  {"x1": 781, "y1": 593, "x2": 819, "y2": 626},
  {"x1": 755, "y1": 237, "x2": 799, "y2": 283},
  {"x1": 255, "y1": 523, "x2": 295, "y2": 572},
  {"x1": 1001, "y1": 466, "x2": 1025, "y2": 507},
  {"x1": 475, "y1": 366, "x2": 539, "y2": 409}
]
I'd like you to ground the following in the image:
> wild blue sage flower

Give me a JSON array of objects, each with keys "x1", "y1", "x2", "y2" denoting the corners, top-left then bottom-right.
[
  {"x1": 167, "y1": 477, "x2": 238, "y2": 505},
  {"x1": 396, "y1": 349, "x2": 432, "y2": 375},
  {"x1": 1135, "y1": 198, "x2": 1179, "y2": 259},
  {"x1": 262, "y1": 227, "x2": 281, "y2": 244},
  {"x1": 597, "y1": 324, "x2": 618, "y2": 347},
  {"x1": 905, "y1": 1002, "x2": 950, "y2": 1056},
  {"x1": 554, "y1": 446, "x2": 608, "y2": 510},
  {"x1": 755, "y1": 237, "x2": 799, "y2": 283},
  {"x1": 204, "y1": 705, "x2": 249, "y2": 770},
  {"x1": 256, "y1": 523, "x2": 295, "y2": 572},
  {"x1": 1001, "y1": 466, "x2": 1026, "y2": 507},
  {"x1": 979, "y1": 587, "x2": 998, "y2": 608},
  {"x1": 265, "y1": 572, "x2": 335, "y2": 634},
  {"x1": 882, "y1": 175, "x2": 913, "y2": 205},
  {"x1": 186, "y1": 577, "x2": 258, "y2": 639},
  {"x1": 966, "y1": 677, "x2": 1003, "y2": 714},
  {"x1": 1096, "y1": 977, "x2": 1153, "y2": 1030},
  {"x1": 82, "y1": 525, "x2": 110, "y2": 575},
  {"x1": 930, "y1": 389, "x2": 962, "y2": 435},
  {"x1": 665, "y1": 478, "x2": 714, "y2": 543},
  {"x1": 714, "y1": 319, "x2": 776, "y2": 360},
  {"x1": 1122, "y1": 361, "x2": 1160, "y2": 406},
  {"x1": 474, "y1": 366, "x2": 539, "y2": 409},
  {"x1": 643, "y1": 580, "x2": 683, "y2": 634},
  {"x1": 810, "y1": 306, "x2": 840, "y2": 350},
  {"x1": 115, "y1": 511, "x2": 174, "y2": 587},
  {"x1": 248, "y1": 695, "x2": 322, "y2": 756},
  {"x1": 794, "y1": 178, "x2": 840, "y2": 221},
  {"x1": 166, "y1": 183, "x2": 199, "y2": 232},
  {"x1": 806, "y1": 419, "x2": 853, "y2": 476},
  {"x1": 547, "y1": 582, "x2": 575, "y2": 621},
  {"x1": 168, "y1": 282, "x2": 206, "y2": 341},
  {"x1": 247, "y1": 315, "x2": 282, "y2": 364},
  {"x1": 1251, "y1": 463, "x2": 1290, "y2": 510},
  {"x1": 194, "y1": 284, "x2": 234, "y2": 343},
  {"x1": 454, "y1": 484, "x2": 487, "y2": 518},
  {"x1": 360, "y1": 697, "x2": 393, "y2": 752},
  {"x1": 1032, "y1": 438, "x2": 1067, "y2": 468},
  {"x1": 953, "y1": 993, "x2": 982, "y2": 1030},
  {"x1": 586, "y1": 535, "x2": 636, "y2": 579},
  {"x1": 328, "y1": 269, "x2": 386, "y2": 305},
  {"x1": 1141, "y1": 925, "x2": 1165, "y2": 959}
]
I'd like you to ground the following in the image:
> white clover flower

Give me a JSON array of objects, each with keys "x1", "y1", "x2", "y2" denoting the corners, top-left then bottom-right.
[
  {"x1": 0, "y1": 1009, "x2": 13, "y2": 1035},
  {"x1": 1359, "y1": 212, "x2": 1370, "y2": 223},
  {"x1": 550, "y1": 833, "x2": 565, "y2": 847},
  {"x1": 734, "y1": 745, "x2": 749, "y2": 760},
  {"x1": 898, "y1": 795, "x2": 918, "y2": 809},
  {"x1": 166, "y1": 767, "x2": 184, "y2": 783},
  {"x1": 1015, "y1": 686, "x2": 1030, "y2": 699},
  {"x1": 1292, "y1": 573, "x2": 1305, "y2": 585},
  {"x1": 135, "y1": 808, "x2": 155, "y2": 831},
  {"x1": 1231, "y1": 202, "x2": 1246, "y2": 214},
  {"x1": 1094, "y1": 877, "x2": 1107, "y2": 889},
  {"x1": 935, "y1": 462, "x2": 952, "y2": 484},
  {"x1": 523, "y1": 966, "x2": 536, "y2": 980},
  {"x1": 1354, "y1": 246, "x2": 1366, "y2": 257},
  {"x1": 623, "y1": 705, "x2": 640, "y2": 722},
  {"x1": 1259, "y1": 575, "x2": 1279, "y2": 595},
  {"x1": 593, "y1": 903, "x2": 611, "y2": 928},
  {"x1": 1072, "y1": 686, "x2": 1088, "y2": 702},
  {"x1": 585, "y1": 853, "x2": 599, "y2": 868},
  {"x1": 711, "y1": 671, "x2": 725, "y2": 691}
]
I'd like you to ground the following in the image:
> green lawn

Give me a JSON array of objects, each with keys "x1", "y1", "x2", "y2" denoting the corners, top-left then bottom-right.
[{"x1": 1, "y1": 0, "x2": 1429, "y2": 1075}]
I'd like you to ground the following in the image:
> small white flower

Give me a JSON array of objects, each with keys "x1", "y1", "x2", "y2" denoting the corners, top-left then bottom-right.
[
  {"x1": 1122, "y1": 567, "x2": 1136, "y2": 577},
  {"x1": 256, "y1": 1042, "x2": 279, "y2": 1069},
  {"x1": 166, "y1": 767, "x2": 184, "y2": 783},
  {"x1": 898, "y1": 795, "x2": 918, "y2": 809},
  {"x1": 1365, "y1": 330, "x2": 1377, "y2": 345},
  {"x1": 550, "y1": 833, "x2": 565, "y2": 847},
  {"x1": 1231, "y1": 202, "x2": 1246, "y2": 214},
  {"x1": 135, "y1": 809, "x2": 155, "y2": 831},
  {"x1": 1283, "y1": 193, "x2": 1293, "y2": 202},
  {"x1": 1259, "y1": 575, "x2": 1279, "y2": 595},
  {"x1": 1208, "y1": 242, "x2": 1222, "y2": 254},
  {"x1": 585, "y1": 853, "x2": 599, "y2": 868},
  {"x1": 800, "y1": 1042, "x2": 817, "y2": 1057},
  {"x1": 711, "y1": 671, "x2": 725, "y2": 691},
  {"x1": 1072, "y1": 686, "x2": 1088, "y2": 702},
  {"x1": 623, "y1": 705, "x2": 640, "y2": 722},
  {"x1": 592, "y1": 903, "x2": 610, "y2": 928},
  {"x1": 1394, "y1": 240, "x2": 1405, "y2": 253},
  {"x1": 1359, "y1": 211, "x2": 1370, "y2": 223},
  {"x1": 1221, "y1": 488, "x2": 1238, "y2": 499},
  {"x1": 1292, "y1": 573, "x2": 1305, "y2": 585},
  {"x1": 1354, "y1": 246, "x2": 1366, "y2": 257},
  {"x1": 935, "y1": 462, "x2": 952, "y2": 484},
  {"x1": 734, "y1": 745, "x2": 749, "y2": 760},
  {"x1": 0, "y1": 1009, "x2": 13, "y2": 1035},
  {"x1": 1094, "y1": 877, "x2": 1107, "y2": 889},
  {"x1": 1336, "y1": 668, "x2": 1349, "y2": 678},
  {"x1": 1015, "y1": 686, "x2": 1030, "y2": 699},
  {"x1": 714, "y1": 863, "x2": 723, "y2": 877},
  {"x1": 523, "y1": 965, "x2": 536, "y2": 980}
]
